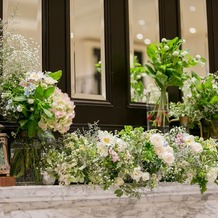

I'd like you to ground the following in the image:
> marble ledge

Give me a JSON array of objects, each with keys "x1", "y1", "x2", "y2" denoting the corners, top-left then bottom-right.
[{"x1": 0, "y1": 183, "x2": 218, "y2": 218}]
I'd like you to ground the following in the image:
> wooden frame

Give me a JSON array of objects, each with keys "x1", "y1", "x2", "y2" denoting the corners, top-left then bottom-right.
[{"x1": 0, "y1": 133, "x2": 10, "y2": 176}]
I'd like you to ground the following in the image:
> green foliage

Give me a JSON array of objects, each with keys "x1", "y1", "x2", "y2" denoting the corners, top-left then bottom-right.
[
  {"x1": 169, "y1": 72, "x2": 218, "y2": 122},
  {"x1": 145, "y1": 37, "x2": 206, "y2": 90}
]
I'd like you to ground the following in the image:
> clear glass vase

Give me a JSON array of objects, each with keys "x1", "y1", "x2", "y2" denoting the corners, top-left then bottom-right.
[
  {"x1": 147, "y1": 88, "x2": 169, "y2": 133},
  {"x1": 201, "y1": 119, "x2": 218, "y2": 139}
]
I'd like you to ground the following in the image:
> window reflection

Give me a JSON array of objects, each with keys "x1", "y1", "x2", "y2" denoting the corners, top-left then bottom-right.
[
  {"x1": 3, "y1": 0, "x2": 42, "y2": 70},
  {"x1": 180, "y1": 0, "x2": 209, "y2": 76},
  {"x1": 129, "y1": 0, "x2": 159, "y2": 103},
  {"x1": 70, "y1": 0, "x2": 106, "y2": 100}
]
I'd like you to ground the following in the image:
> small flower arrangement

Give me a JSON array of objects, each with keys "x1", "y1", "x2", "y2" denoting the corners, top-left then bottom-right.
[
  {"x1": 169, "y1": 72, "x2": 218, "y2": 124},
  {"x1": 0, "y1": 70, "x2": 75, "y2": 137},
  {"x1": 42, "y1": 124, "x2": 218, "y2": 198}
]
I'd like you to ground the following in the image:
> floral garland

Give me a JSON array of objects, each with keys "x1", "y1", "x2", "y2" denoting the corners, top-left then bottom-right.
[{"x1": 42, "y1": 124, "x2": 218, "y2": 198}]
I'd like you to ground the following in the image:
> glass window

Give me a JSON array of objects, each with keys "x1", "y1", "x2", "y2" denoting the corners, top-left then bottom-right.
[
  {"x1": 180, "y1": 0, "x2": 209, "y2": 76},
  {"x1": 3, "y1": 0, "x2": 42, "y2": 70},
  {"x1": 129, "y1": 0, "x2": 159, "y2": 103},
  {"x1": 70, "y1": 0, "x2": 106, "y2": 100}
]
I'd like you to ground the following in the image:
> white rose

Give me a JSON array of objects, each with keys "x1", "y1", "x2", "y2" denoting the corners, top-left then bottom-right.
[
  {"x1": 142, "y1": 172, "x2": 150, "y2": 181},
  {"x1": 131, "y1": 166, "x2": 143, "y2": 182},
  {"x1": 191, "y1": 142, "x2": 203, "y2": 154},
  {"x1": 154, "y1": 145, "x2": 165, "y2": 157},
  {"x1": 183, "y1": 134, "x2": 195, "y2": 145},
  {"x1": 150, "y1": 133, "x2": 165, "y2": 147},
  {"x1": 162, "y1": 152, "x2": 175, "y2": 165}
]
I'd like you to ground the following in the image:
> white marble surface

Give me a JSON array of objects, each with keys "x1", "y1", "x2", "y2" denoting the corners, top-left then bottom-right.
[{"x1": 0, "y1": 183, "x2": 218, "y2": 218}]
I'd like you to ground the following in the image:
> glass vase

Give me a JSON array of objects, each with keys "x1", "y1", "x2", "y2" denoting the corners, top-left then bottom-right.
[
  {"x1": 147, "y1": 88, "x2": 169, "y2": 133},
  {"x1": 10, "y1": 132, "x2": 42, "y2": 185},
  {"x1": 201, "y1": 119, "x2": 218, "y2": 139}
]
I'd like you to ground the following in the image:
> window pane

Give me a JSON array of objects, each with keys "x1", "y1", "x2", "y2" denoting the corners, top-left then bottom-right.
[
  {"x1": 180, "y1": 0, "x2": 209, "y2": 76},
  {"x1": 3, "y1": 0, "x2": 42, "y2": 70},
  {"x1": 129, "y1": 0, "x2": 159, "y2": 103},
  {"x1": 70, "y1": 0, "x2": 106, "y2": 100}
]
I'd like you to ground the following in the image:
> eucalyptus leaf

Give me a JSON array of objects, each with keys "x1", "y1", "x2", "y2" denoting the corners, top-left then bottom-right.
[{"x1": 13, "y1": 96, "x2": 27, "y2": 101}]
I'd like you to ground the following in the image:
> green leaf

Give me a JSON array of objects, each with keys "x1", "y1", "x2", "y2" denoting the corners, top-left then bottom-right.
[
  {"x1": 27, "y1": 120, "x2": 37, "y2": 138},
  {"x1": 13, "y1": 96, "x2": 27, "y2": 101},
  {"x1": 34, "y1": 85, "x2": 44, "y2": 97},
  {"x1": 145, "y1": 64, "x2": 156, "y2": 77},
  {"x1": 114, "y1": 189, "x2": 123, "y2": 197},
  {"x1": 43, "y1": 108, "x2": 53, "y2": 118},
  {"x1": 209, "y1": 96, "x2": 218, "y2": 104},
  {"x1": 19, "y1": 119, "x2": 28, "y2": 127},
  {"x1": 147, "y1": 43, "x2": 158, "y2": 60},
  {"x1": 155, "y1": 72, "x2": 168, "y2": 87},
  {"x1": 48, "y1": 70, "x2": 62, "y2": 81},
  {"x1": 44, "y1": 86, "x2": 55, "y2": 98}
]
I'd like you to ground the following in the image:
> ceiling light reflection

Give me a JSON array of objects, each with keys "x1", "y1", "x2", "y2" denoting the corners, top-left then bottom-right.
[
  {"x1": 136, "y1": 33, "x2": 143, "y2": 40},
  {"x1": 189, "y1": 27, "x2": 197, "y2": 34}
]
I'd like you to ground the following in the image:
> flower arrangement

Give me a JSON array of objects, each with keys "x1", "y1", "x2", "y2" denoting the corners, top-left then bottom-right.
[
  {"x1": 0, "y1": 70, "x2": 75, "y2": 137},
  {"x1": 144, "y1": 37, "x2": 206, "y2": 128},
  {"x1": 0, "y1": 18, "x2": 76, "y2": 182},
  {"x1": 169, "y1": 72, "x2": 218, "y2": 135},
  {"x1": 42, "y1": 124, "x2": 218, "y2": 198},
  {"x1": 0, "y1": 19, "x2": 75, "y2": 138}
]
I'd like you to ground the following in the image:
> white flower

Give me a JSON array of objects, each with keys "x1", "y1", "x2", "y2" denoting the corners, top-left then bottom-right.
[
  {"x1": 27, "y1": 71, "x2": 44, "y2": 82},
  {"x1": 162, "y1": 152, "x2": 175, "y2": 165},
  {"x1": 207, "y1": 167, "x2": 218, "y2": 183},
  {"x1": 164, "y1": 146, "x2": 174, "y2": 154},
  {"x1": 195, "y1": 54, "x2": 201, "y2": 60},
  {"x1": 142, "y1": 172, "x2": 150, "y2": 181},
  {"x1": 181, "y1": 51, "x2": 188, "y2": 56},
  {"x1": 41, "y1": 171, "x2": 56, "y2": 185},
  {"x1": 150, "y1": 133, "x2": 165, "y2": 147},
  {"x1": 190, "y1": 142, "x2": 203, "y2": 154},
  {"x1": 131, "y1": 166, "x2": 143, "y2": 182},
  {"x1": 115, "y1": 177, "x2": 124, "y2": 186},
  {"x1": 44, "y1": 76, "x2": 58, "y2": 84},
  {"x1": 154, "y1": 144, "x2": 165, "y2": 157},
  {"x1": 183, "y1": 134, "x2": 195, "y2": 145},
  {"x1": 164, "y1": 45, "x2": 169, "y2": 50},
  {"x1": 17, "y1": 105, "x2": 22, "y2": 112},
  {"x1": 161, "y1": 38, "x2": 167, "y2": 42},
  {"x1": 116, "y1": 138, "x2": 128, "y2": 152},
  {"x1": 173, "y1": 51, "x2": 179, "y2": 56},
  {"x1": 98, "y1": 130, "x2": 116, "y2": 146},
  {"x1": 96, "y1": 142, "x2": 108, "y2": 157},
  {"x1": 27, "y1": 98, "x2": 34, "y2": 104}
]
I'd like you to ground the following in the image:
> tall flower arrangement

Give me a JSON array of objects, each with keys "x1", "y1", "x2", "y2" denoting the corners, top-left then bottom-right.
[{"x1": 145, "y1": 37, "x2": 205, "y2": 129}]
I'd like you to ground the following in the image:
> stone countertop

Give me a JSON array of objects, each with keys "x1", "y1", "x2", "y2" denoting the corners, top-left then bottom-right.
[{"x1": 0, "y1": 183, "x2": 218, "y2": 218}]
